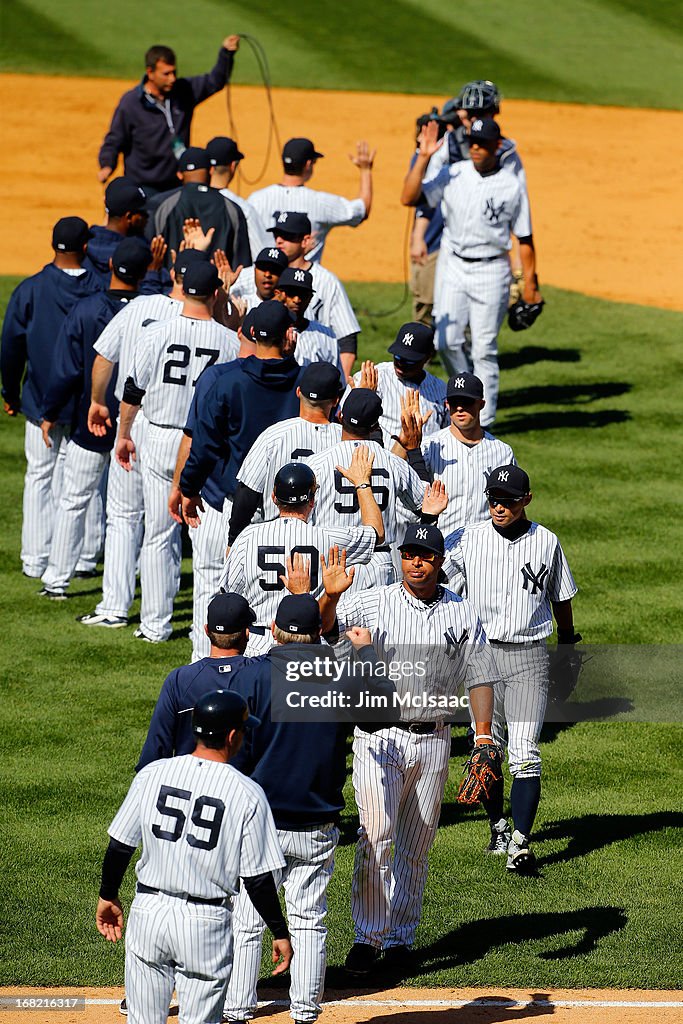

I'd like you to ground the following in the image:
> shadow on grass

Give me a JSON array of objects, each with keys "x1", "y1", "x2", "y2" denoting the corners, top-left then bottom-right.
[
  {"x1": 535, "y1": 812, "x2": 683, "y2": 866},
  {"x1": 498, "y1": 381, "x2": 631, "y2": 409},
  {"x1": 498, "y1": 409, "x2": 631, "y2": 433},
  {"x1": 499, "y1": 345, "x2": 581, "y2": 371}
]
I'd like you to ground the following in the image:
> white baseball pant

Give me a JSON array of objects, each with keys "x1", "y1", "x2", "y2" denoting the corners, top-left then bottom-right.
[
  {"x1": 351, "y1": 723, "x2": 450, "y2": 949},
  {"x1": 96, "y1": 415, "x2": 147, "y2": 620},
  {"x1": 190, "y1": 498, "x2": 230, "y2": 662},
  {"x1": 126, "y1": 891, "x2": 233, "y2": 1024},
  {"x1": 138, "y1": 423, "x2": 183, "y2": 641},
  {"x1": 41, "y1": 441, "x2": 108, "y2": 592},
  {"x1": 224, "y1": 824, "x2": 338, "y2": 1023},
  {"x1": 490, "y1": 641, "x2": 549, "y2": 778},
  {"x1": 434, "y1": 255, "x2": 511, "y2": 426}
]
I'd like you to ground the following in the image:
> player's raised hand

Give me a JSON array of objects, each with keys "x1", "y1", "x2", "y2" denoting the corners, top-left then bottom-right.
[
  {"x1": 182, "y1": 494, "x2": 205, "y2": 529},
  {"x1": 223, "y1": 34, "x2": 240, "y2": 52},
  {"x1": 40, "y1": 419, "x2": 54, "y2": 449},
  {"x1": 271, "y1": 937, "x2": 293, "y2": 975},
  {"x1": 337, "y1": 443, "x2": 374, "y2": 487},
  {"x1": 321, "y1": 546, "x2": 356, "y2": 597},
  {"x1": 346, "y1": 625, "x2": 373, "y2": 649},
  {"x1": 421, "y1": 479, "x2": 448, "y2": 517},
  {"x1": 350, "y1": 141, "x2": 376, "y2": 171},
  {"x1": 280, "y1": 552, "x2": 311, "y2": 594},
  {"x1": 115, "y1": 436, "x2": 136, "y2": 471},
  {"x1": 183, "y1": 218, "x2": 215, "y2": 252},
  {"x1": 213, "y1": 249, "x2": 242, "y2": 290},
  {"x1": 417, "y1": 118, "x2": 442, "y2": 158},
  {"x1": 96, "y1": 897, "x2": 124, "y2": 942},
  {"x1": 149, "y1": 235, "x2": 168, "y2": 271},
  {"x1": 88, "y1": 401, "x2": 112, "y2": 437}
]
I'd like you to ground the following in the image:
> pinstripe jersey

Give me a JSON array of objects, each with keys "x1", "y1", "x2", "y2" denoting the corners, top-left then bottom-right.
[
  {"x1": 445, "y1": 520, "x2": 578, "y2": 642},
  {"x1": 237, "y1": 417, "x2": 342, "y2": 520},
  {"x1": 94, "y1": 293, "x2": 182, "y2": 401},
  {"x1": 107, "y1": 754, "x2": 285, "y2": 899},
  {"x1": 337, "y1": 582, "x2": 497, "y2": 720},
  {"x1": 131, "y1": 316, "x2": 239, "y2": 428},
  {"x1": 219, "y1": 187, "x2": 270, "y2": 259},
  {"x1": 421, "y1": 429, "x2": 516, "y2": 548},
  {"x1": 219, "y1": 517, "x2": 376, "y2": 624},
  {"x1": 422, "y1": 159, "x2": 531, "y2": 257},
  {"x1": 306, "y1": 440, "x2": 424, "y2": 544},
  {"x1": 247, "y1": 185, "x2": 366, "y2": 263},
  {"x1": 295, "y1": 320, "x2": 342, "y2": 371},
  {"x1": 346, "y1": 363, "x2": 448, "y2": 447}
]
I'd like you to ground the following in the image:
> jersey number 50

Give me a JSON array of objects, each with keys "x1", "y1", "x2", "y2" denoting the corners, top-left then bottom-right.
[
  {"x1": 257, "y1": 545, "x2": 319, "y2": 591},
  {"x1": 333, "y1": 468, "x2": 389, "y2": 514},
  {"x1": 152, "y1": 785, "x2": 224, "y2": 850}
]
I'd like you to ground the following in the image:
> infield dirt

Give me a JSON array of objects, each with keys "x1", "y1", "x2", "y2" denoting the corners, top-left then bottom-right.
[{"x1": 1, "y1": 75, "x2": 682, "y2": 309}]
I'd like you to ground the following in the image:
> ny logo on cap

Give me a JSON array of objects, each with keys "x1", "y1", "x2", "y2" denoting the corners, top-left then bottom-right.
[
  {"x1": 498, "y1": 470, "x2": 509, "y2": 482},
  {"x1": 416, "y1": 528, "x2": 428, "y2": 540},
  {"x1": 403, "y1": 333, "x2": 414, "y2": 346},
  {"x1": 454, "y1": 377, "x2": 465, "y2": 388},
  {"x1": 268, "y1": 248, "x2": 279, "y2": 258},
  {"x1": 472, "y1": 119, "x2": 484, "y2": 132},
  {"x1": 278, "y1": 212, "x2": 288, "y2": 222},
  {"x1": 294, "y1": 270, "x2": 305, "y2": 282}
]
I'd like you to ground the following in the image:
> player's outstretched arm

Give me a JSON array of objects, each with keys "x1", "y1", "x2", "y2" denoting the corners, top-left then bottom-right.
[
  {"x1": 401, "y1": 120, "x2": 441, "y2": 206},
  {"x1": 518, "y1": 239, "x2": 542, "y2": 304},
  {"x1": 349, "y1": 141, "x2": 376, "y2": 219},
  {"x1": 336, "y1": 445, "x2": 385, "y2": 543}
]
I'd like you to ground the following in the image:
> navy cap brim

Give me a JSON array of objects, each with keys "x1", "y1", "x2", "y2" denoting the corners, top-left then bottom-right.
[
  {"x1": 245, "y1": 713, "x2": 261, "y2": 731},
  {"x1": 389, "y1": 343, "x2": 427, "y2": 363}
]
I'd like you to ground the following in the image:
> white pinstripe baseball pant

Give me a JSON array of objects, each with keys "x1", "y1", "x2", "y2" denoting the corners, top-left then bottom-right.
[
  {"x1": 490, "y1": 641, "x2": 549, "y2": 778},
  {"x1": 96, "y1": 415, "x2": 147, "y2": 620},
  {"x1": 190, "y1": 498, "x2": 230, "y2": 663},
  {"x1": 138, "y1": 423, "x2": 183, "y2": 642},
  {"x1": 41, "y1": 441, "x2": 108, "y2": 592},
  {"x1": 434, "y1": 255, "x2": 511, "y2": 426},
  {"x1": 224, "y1": 824, "x2": 339, "y2": 1023},
  {"x1": 126, "y1": 891, "x2": 233, "y2": 1024},
  {"x1": 22, "y1": 419, "x2": 102, "y2": 577},
  {"x1": 351, "y1": 724, "x2": 450, "y2": 949}
]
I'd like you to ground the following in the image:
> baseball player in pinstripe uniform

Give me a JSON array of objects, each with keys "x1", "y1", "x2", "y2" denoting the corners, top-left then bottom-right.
[
  {"x1": 220, "y1": 451, "x2": 383, "y2": 656},
  {"x1": 37, "y1": 239, "x2": 153, "y2": 598},
  {"x1": 265, "y1": 212, "x2": 361, "y2": 379},
  {"x1": 445, "y1": 465, "x2": 579, "y2": 872},
  {"x1": 96, "y1": 689, "x2": 292, "y2": 1024},
  {"x1": 229, "y1": 362, "x2": 343, "y2": 537},
  {"x1": 229, "y1": 246, "x2": 289, "y2": 314},
  {"x1": 248, "y1": 137, "x2": 374, "y2": 264},
  {"x1": 206, "y1": 137, "x2": 270, "y2": 260},
  {"x1": 273, "y1": 267, "x2": 342, "y2": 371},
  {"x1": 115, "y1": 261, "x2": 239, "y2": 642},
  {"x1": 319, "y1": 522, "x2": 497, "y2": 976},
  {"x1": 401, "y1": 117, "x2": 541, "y2": 427},
  {"x1": 346, "y1": 322, "x2": 448, "y2": 447},
  {"x1": 78, "y1": 251, "x2": 208, "y2": 628},
  {"x1": 1, "y1": 217, "x2": 102, "y2": 579}
]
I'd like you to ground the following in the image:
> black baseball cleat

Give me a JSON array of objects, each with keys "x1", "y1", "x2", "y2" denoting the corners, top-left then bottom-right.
[
  {"x1": 118, "y1": 998, "x2": 127, "y2": 1016},
  {"x1": 381, "y1": 944, "x2": 413, "y2": 977},
  {"x1": 487, "y1": 817, "x2": 512, "y2": 855},
  {"x1": 506, "y1": 830, "x2": 538, "y2": 875},
  {"x1": 73, "y1": 568, "x2": 99, "y2": 579},
  {"x1": 344, "y1": 942, "x2": 382, "y2": 977},
  {"x1": 38, "y1": 587, "x2": 68, "y2": 600}
]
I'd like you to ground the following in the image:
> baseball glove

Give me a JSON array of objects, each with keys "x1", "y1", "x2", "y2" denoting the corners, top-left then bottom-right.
[
  {"x1": 548, "y1": 632, "x2": 584, "y2": 704},
  {"x1": 456, "y1": 742, "x2": 503, "y2": 805},
  {"x1": 507, "y1": 297, "x2": 545, "y2": 332}
]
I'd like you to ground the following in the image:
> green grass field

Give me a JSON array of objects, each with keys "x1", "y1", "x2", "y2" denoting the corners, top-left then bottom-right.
[
  {"x1": 1, "y1": 277, "x2": 682, "y2": 988},
  {"x1": 2, "y1": 0, "x2": 683, "y2": 108}
]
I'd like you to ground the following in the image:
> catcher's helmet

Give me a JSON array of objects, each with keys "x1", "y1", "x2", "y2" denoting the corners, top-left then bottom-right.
[
  {"x1": 460, "y1": 79, "x2": 501, "y2": 113},
  {"x1": 192, "y1": 689, "x2": 260, "y2": 739},
  {"x1": 273, "y1": 463, "x2": 316, "y2": 504}
]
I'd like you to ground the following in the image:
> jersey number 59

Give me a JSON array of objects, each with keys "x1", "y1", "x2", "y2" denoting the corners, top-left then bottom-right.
[{"x1": 152, "y1": 785, "x2": 224, "y2": 850}]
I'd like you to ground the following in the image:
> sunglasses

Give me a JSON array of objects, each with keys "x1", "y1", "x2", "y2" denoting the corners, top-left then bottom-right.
[
  {"x1": 400, "y1": 549, "x2": 438, "y2": 562},
  {"x1": 487, "y1": 494, "x2": 525, "y2": 508}
]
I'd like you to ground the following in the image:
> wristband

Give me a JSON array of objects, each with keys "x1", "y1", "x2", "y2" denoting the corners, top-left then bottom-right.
[
  {"x1": 474, "y1": 734, "x2": 494, "y2": 743},
  {"x1": 355, "y1": 483, "x2": 370, "y2": 490}
]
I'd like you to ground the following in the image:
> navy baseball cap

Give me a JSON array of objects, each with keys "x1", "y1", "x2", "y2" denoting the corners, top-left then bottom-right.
[
  {"x1": 485, "y1": 465, "x2": 531, "y2": 499},
  {"x1": 206, "y1": 136, "x2": 244, "y2": 165},
  {"x1": 469, "y1": 118, "x2": 501, "y2": 143},
  {"x1": 299, "y1": 362, "x2": 343, "y2": 401},
  {"x1": 183, "y1": 261, "x2": 221, "y2": 296},
  {"x1": 251, "y1": 299, "x2": 293, "y2": 342},
  {"x1": 447, "y1": 372, "x2": 484, "y2": 401},
  {"x1": 267, "y1": 211, "x2": 312, "y2": 237},
  {"x1": 342, "y1": 388, "x2": 383, "y2": 430},
  {"x1": 173, "y1": 248, "x2": 211, "y2": 276},
  {"x1": 254, "y1": 247, "x2": 288, "y2": 272},
  {"x1": 275, "y1": 594, "x2": 322, "y2": 635},
  {"x1": 400, "y1": 523, "x2": 445, "y2": 557},
  {"x1": 277, "y1": 267, "x2": 315, "y2": 293},
  {"x1": 388, "y1": 322, "x2": 435, "y2": 362},
  {"x1": 179, "y1": 147, "x2": 211, "y2": 172},
  {"x1": 112, "y1": 237, "x2": 152, "y2": 283},
  {"x1": 105, "y1": 177, "x2": 147, "y2": 216},
  {"x1": 52, "y1": 216, "x2": 91, "y2": 252},
  {"x1": 207, "y1": 592, "x2": 256, "y2": 633},
  {"x1": 282, "y1": 138, "x2": 324, "y2": 166}
]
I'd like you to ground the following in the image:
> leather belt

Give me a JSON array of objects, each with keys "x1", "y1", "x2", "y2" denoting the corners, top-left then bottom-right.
[
  {"x1": 375, "y1": 545, "x2": 391, "y2": 553},
  {"x1": 358, "y1": 721, "x2": 439, "y2": 735},
  {"x1": 137, "y1": 882, "x2": 229, "y2": 907},
  {"x1": 248, "y1": 624, "x2": 268, "y2": 635},
  {"x1": 452, "y1": 250, "x2": 505, "y2": 263}
]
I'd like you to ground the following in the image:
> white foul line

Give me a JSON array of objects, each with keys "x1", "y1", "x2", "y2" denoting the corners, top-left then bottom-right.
[{"x1": 85, "y1": 997, "x2": 683, "y2": 1009}]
